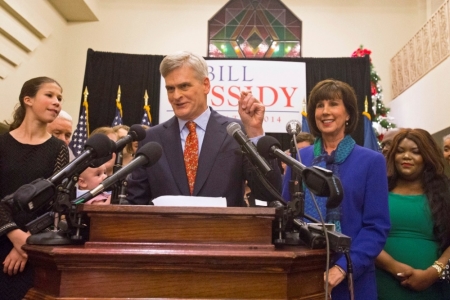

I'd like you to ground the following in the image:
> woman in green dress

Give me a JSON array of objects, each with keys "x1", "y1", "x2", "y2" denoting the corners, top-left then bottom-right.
[{"x1": 376, "y1": 128, "x2": 450, "y2": 299}]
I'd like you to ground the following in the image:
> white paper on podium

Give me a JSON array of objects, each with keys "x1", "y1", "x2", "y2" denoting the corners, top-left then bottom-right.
[
  {"x1": 255, "y1": 199, "x2": 268, "y2": 207},
  {"x1": 152, "y1": 195, "x2": 227, "y2": 207}
]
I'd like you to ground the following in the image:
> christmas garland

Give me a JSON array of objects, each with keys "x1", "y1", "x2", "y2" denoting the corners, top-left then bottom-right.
[{"x1": 351, "y1": 45, "x2": 396, "y2": 141}]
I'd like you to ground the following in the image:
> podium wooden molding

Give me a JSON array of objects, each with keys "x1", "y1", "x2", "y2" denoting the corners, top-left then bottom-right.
[{"x1": 24, "y1": 206, "x2": 327, "y2": 300}]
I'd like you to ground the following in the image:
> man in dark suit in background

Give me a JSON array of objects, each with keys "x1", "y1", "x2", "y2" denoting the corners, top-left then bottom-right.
[{"x1": 126, "y1": 51, "x2": 281, "y2": 206}]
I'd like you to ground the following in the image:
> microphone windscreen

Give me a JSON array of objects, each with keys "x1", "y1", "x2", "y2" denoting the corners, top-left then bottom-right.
[
  {"x1": 84, "y1": 134, "x2": 113, "y2": 158},
  {"x1": 129, "y1": 124, "x2": 146, "y2": 141},
  {"x1": 136, "y1": 141, "x2": 162, "y2": 167},
  {"x1": 325, "y1": 176, "x2": 344, "y2": 209},
  {"x1": 89, "y1": 154, "x2": 113, "y2": 168},
  {"x1": 286, "y1": 119, "x2": 302, "y2": 135},
  {"x1": 108, "y1": 139, "x2": 117, "y2": 153},
  {"x1": 226, "y1": 122, "x2": 241, "y2": 136},
  {"x1": 256, "y1": 136, "x2": 281, "y2": 160}
]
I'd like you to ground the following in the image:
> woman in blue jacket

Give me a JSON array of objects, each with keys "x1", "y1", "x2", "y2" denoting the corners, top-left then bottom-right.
[{"x1": 282, "y1": 79, "x2": 390, "y2": 300}]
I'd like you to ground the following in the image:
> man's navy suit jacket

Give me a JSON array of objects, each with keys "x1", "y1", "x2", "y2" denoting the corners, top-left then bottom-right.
[{"x1": 126, "y1": 109, "x2": 281, "y2": 207}]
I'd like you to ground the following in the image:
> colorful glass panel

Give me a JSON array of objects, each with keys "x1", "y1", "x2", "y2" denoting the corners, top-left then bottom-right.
[{"x1": 208, "y1": 0, "x2": 302, "y2": 58}]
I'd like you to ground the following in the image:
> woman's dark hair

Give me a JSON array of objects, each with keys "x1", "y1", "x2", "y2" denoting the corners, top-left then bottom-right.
[
  {"x1": 306, "y1": 79, "x2": 359, "y2": 137},
  {"x1": 7, "y1": 77, "x2": 62, "y2": 130},
  {"x1": 387, "y1": 128, "x2": 450, "y2": 251}
]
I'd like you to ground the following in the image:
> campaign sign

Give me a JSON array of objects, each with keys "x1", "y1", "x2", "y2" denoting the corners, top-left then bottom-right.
[{"x1": 159, "y1": 60, "x2": 306, "y2": 133}]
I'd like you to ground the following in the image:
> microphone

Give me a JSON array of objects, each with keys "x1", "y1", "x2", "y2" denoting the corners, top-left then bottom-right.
[
  {"x1": 50, "y1": 134, "x2": 116, "y2": 185},
  {"x1": 111, "y1": 124, "x2": 146, "y2": 203},
  {"x1": 257, "y1": 136, "x2": 343, "y2": 208},
  {"x1": 226, "y1": 122, "x2": 273, "y2": 176},
  {"x1": 286, "y1": 119, "x2": 302, "y2": 135},
  {"x1": 4, "y1": 134, "x2": 116, "y2": 214},
  {"x1": 114, "y1": 124, "x2": 146, "y2": 152},
  {"x1": 72, "y1": 141, "x2": 163, "y2": 204}
]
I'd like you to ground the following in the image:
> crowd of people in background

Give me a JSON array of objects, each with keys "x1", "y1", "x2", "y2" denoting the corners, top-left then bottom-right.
[{"x1": 1, "y1": 55, "x2": 450, "y2": 299}]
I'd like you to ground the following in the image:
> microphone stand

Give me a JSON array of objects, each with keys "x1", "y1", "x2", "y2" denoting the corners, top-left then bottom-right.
[
  {"x1": 280, "y1": 139, "x2": 304, "y2": 245},
  {"x1": 289, "y1": 139, "x2": 304, "y2": 219},
  {"x1": 110, "y1": 151, "x2": 124, "y2": 204},
  {"x1": 245, "y1": 150, "x2": 319, "y2": 246},
  {"x1": 117, "y1": 176, "x2": 128, "y2": 205},
  {"x1": 26, "y1": 174, "x2": 86, "y2": 245}
]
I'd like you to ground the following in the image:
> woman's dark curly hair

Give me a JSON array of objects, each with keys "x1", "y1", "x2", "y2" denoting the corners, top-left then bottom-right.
[{"x1": 386, "y1": 128, "x2": 450, "y2": 251}]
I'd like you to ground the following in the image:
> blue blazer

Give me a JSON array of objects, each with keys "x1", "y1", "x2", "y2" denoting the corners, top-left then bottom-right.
[
  {"x1": 127, "y1": 109, "x2": 281, "y2": 207},
  {"x1": 282, "y1": 144, "x2": 390, "y2": 300}
]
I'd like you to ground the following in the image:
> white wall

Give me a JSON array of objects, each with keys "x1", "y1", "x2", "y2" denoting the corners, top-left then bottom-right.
[
  {"x1": 389, "y1": 56, "x2": 450, "y2": 134},
  {"x1": 387, "y1": 0, "x2": 450, "y2": 137},
  {"x1": 0, "y1": 0, "x2": 68, "y2": 122},
  {"x1": 283, "y1": 0, "x2": 424, "y2": 100},
  {"x1": 0, "y1": 0, "x2": 427, "y2": 132}
]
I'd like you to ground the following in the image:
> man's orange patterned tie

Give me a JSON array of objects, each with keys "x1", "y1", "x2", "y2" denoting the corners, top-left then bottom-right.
[{"x1": 184, "y1": 121, "x2": 198, "y2": 195}]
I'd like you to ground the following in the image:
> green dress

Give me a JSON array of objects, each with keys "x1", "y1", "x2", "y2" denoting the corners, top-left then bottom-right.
[{"x1": 376, "y1": 193, "x2": 450, "y2": 299}]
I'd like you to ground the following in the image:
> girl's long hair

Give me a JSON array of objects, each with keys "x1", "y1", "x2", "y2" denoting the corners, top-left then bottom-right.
[{"x1": 7, "y1": 77, "x2": 61, "y2": 130}]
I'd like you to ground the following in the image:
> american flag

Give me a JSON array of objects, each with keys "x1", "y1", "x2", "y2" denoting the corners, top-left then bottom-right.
[
  {"x1": 363, "y1": 112, "x2": 380, "y2": 151},
  {"x1": 141, "y1": 105, "x2": 152, "y2": 126},
  {"x1": 301, "y1": 98, "x2": 310, "y2": 133},
  {"x1": 301, "y1": 111, "x2": 310, "y2": 133},
  {"x1": 111, "y1": 100, "x2": 123, "y2": 126},
  {"x1": 69, "y1": 101, "x2": 89, "y2": 157}
]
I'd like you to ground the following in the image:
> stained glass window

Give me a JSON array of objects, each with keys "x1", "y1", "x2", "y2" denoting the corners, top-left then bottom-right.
[{"x1": 208, "y1": 0, "x2": 302, "y2": 58}]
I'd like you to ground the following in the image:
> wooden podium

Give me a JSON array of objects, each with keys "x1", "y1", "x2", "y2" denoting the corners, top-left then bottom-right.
[{"x1": 23, "y1": 205, "x2": 327, "y2": 300}]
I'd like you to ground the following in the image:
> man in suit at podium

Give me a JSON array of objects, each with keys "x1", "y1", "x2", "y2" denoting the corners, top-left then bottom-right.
[{"x1": 126, "y1": 51, "x2": 281, "y2": 207}]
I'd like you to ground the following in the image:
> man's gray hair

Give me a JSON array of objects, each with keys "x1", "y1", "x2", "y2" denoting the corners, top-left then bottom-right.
[
  {"x1": 159, "y1": 51, "x2": 208, "y2": 82},
  {"x1": 57, "y1": 110, "x2": 73, "y2": 122}
]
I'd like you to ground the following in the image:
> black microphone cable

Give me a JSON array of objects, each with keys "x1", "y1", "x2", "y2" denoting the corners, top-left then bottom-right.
[
  {"x1": 306, "y1": 182, "x2": 354, "y2": 300},
  {"x1": 306, "y1": 190, "x2": 332, "y2": 300},
  {"x1": 345, "y1": 251, "x2": 355, "y2": 300}
]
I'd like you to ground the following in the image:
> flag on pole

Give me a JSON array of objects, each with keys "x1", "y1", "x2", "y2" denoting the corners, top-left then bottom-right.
[
  {"x1": 111, "y1": 85, "x2": 123, "y2": 126},
  {"x1": 69, "y1": 87, "x2": 90, "y2": 157},
  {"x1": 111, "y1": 102, "x2": 123, "y2": 126},
  {"x1": 141, "y1": 90, "x2": 152, "y2": 126},
  {"x1": 362, "y1": 96, "x2": 380, "y2": 151},
  {"x1": 363, "y1": 112, "x2": 380, "y2": 151},
  {"x1": 142, "y1": 106, "x2": 152, "y2": 126},
  {"x1": 301, "y1": 98, "x2": 310, "y2": 133},
  {"x1": 301, "y1": 111, "x2": 310, "y2": 133}
]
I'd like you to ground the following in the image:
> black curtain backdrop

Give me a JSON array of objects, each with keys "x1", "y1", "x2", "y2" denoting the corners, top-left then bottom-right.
[
  {"x1": 80, "y1": 48, "x2": 164, "y2": 129},
  {"x1": 78, "y1": 49, "x2": 371, "y2": 149}
]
